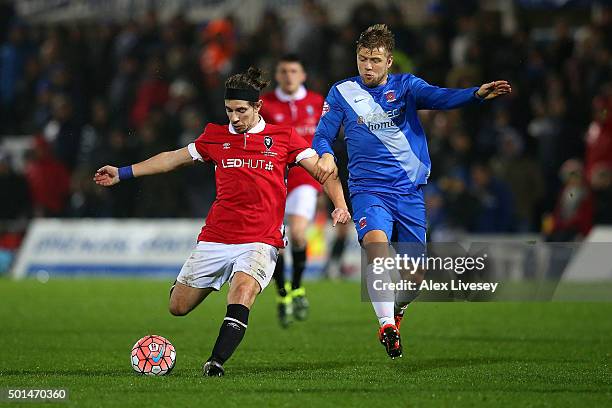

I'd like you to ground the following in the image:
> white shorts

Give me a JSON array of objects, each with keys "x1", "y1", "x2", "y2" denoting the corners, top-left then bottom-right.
[
  {"x1": 176, "y1": 242, "x2": 279, "y2": 292},
  {"x1": 285, "y1": 184, "x2": 318, "y2": 221}
]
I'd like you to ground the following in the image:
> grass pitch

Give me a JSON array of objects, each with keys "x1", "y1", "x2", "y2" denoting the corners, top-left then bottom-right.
[{"x1": 0, "y1": 278, "x2": 610, "y2": 407}]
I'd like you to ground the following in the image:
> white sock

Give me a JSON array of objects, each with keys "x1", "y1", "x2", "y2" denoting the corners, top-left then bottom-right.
[{"x1": 365, "y1": 263, "x2": 395, "y2": 327}]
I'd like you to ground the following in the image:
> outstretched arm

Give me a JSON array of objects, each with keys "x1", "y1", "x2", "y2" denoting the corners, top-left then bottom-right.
[
  {"x1": 299, "y1": 155, "x2": 350, "y2": 226},
  {"x1": 93, "y1": 146, "x2": 194, "y2": 187},
  {"x1": 411, "y1": 76, "x2": 512, "y2": 110}
]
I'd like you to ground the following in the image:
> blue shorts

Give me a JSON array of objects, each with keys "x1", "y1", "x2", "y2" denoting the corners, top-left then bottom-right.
[{"x1": 351, "y1": 189, "x2": 426, "y2": 244}]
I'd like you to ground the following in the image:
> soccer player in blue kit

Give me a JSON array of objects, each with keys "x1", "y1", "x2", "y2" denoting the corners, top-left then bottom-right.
[{"x1": 312, "y1": 24, "x2": 511, "y2": 358}]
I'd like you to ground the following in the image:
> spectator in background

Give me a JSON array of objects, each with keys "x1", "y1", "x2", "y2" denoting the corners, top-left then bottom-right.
[
  {"x1": 424, "y1": 184, "x2": 450, "y2": 241},
  {"x1": 108, "y1": 55, "x2": 140, "y2": 128},
  {"x1": 14, "y1": 55, "x2": 42, "y2": 134},
  {"x1": 130, "y1": 57, "x2": 169, "y2": 129},
  {"x1": 88, "y1": 22, "x2": 116, "y2": 97},
  {"x1": 438, "y1": 128, "x2": 475, "y2": 178},
  {"x1": 545, "y1": 159, "x2": 593, "y2": 242},
  {"x1": 294, "y1": 3, "x2": 333, "y2": 80},
  {"x1": 69, "y1": 167, "x2": 113, "y2": 218},
  {"x1": 0, "y1": 153, "x2": 30, "y2": 219},
  {"x1": 469, "y1": 161, "x2": 515, "y2": 233},
  {"x1": 78, "y1": 99, "x2": 110, "y2": 168},
  {"x1": 590, "y1": 164, "x2": 612, "y2": 226},
  {"x1": 450, "y1": 15, "x2": 478, "y2": 68},
  {"x1": 198, "y1": 17, "x2": 237, "y2": 120},
  {"x1": 98, "y1": 129, "x2": 138, "y2": 218},
  {"x1": 165, "y1": 79, "x2": 200, "y2": 144},
  {"x1": 199, "y1": 17, "x2": 236, "y2": 86},
  {"x1": 239, "y1": 9, "x2": 285, "y2": 73},
  {"x1": 133, "y1": 120, "x2": 186, "y2": 218},
  {"x1": 0, "y1": 21, "x2": 32, "y2": 134},
  {"x1": 477, "y1": 108, "x2": 521, "y2": 159},
  {"x1": 178, "y1": 107, "x2": 216, "y2": 217},
  {"x1": 436, "y1": 168, "x2": 479, "y2": 234},
  {"x1": 328, "y1": 24, "x2": 359, "y2": 84},
  {"x1": 492, "y1": 132, "x2": 544, "y2": 232},
  {"x1": 528, "y1": 92, "x2": 583, "y2": 211},
  {"x1": 24, "y1": 137, "x2": 71, "y2": 217},
  {"x1": 286, "y1": 0, "x2": 327, "y2": 54},
  {"x1": 43, "y1": 94, "x2": 82, "y2": 171},
  {"x1": 584, "y1": 85, "x2": 612, "y2": 180},
  {"x1": 416, "y1": 34, "x2": 449, "y2": 86},
  {"x1": 113, "y1": 19, "x2": 140, "y2": 61}
]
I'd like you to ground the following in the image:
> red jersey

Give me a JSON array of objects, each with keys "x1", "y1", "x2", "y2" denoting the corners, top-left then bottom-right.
[
  {"x1": 260, "y1": 86, "x2": 324, "y2": 193},
  {"x1": 189, "y1": 118, "x2": 313, "y2": 247}
]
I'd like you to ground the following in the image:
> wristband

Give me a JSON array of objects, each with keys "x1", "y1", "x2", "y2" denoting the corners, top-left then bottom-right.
[{"x1": 118, "y1": 166, "x2": 134, "y2": 180}]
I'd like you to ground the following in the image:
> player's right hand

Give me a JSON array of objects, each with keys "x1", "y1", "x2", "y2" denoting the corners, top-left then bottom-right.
[
  {"x1": 314, "y1": 153, "x2": 338, "y2": 184},
  {"x1": 93, "y1": 165, "x2": 120, "y2": 186}
]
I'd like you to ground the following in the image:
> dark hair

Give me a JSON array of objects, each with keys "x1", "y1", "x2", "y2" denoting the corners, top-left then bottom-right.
[
  {"x1": 278, "y1": 53, "x2": 304, "y2": 66},
  {"x1": 356, "y1": 24, "x2": 395, "y2": 54},
  {"x1": 225, "y1": 67, "x2": 270, "y2": 93}
]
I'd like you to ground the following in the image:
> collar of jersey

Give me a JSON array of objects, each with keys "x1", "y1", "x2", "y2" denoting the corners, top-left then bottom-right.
[
  {"x1": 228, "y1": 116, "x2": 266, "y2": 134},
  {"x1": 274, "y1": 85, "x2": 307, "y2": 102}
]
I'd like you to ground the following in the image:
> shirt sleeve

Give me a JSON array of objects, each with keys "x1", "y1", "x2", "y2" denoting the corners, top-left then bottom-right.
[
  {"x1": 189, "y1": 125, "x2": 213, "y2": 162},
  {"x1": 312, "y1": 86, "x2": 344, "y2": 158},
  {"x1": 287, "y1": 128, "x2": 314, "y2": 164},
  {"x1": 409, "y1": 75, "x2": 481, "y2": 110}
]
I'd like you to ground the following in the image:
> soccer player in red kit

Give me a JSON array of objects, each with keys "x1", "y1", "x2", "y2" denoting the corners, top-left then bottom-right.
[
  {"x1": 94, "y1": 68, "x2": 350, "y2": 377},
  {"x1": 260, "y1": 55, "x2": 325, "y2": 327}
]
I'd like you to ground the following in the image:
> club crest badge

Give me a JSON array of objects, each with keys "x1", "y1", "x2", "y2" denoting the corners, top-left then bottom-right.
[
  {"x1": 359, "y1": 217, "x2": 367, "y2": 229},
  {"x1": 264, "y1": 136, "x2": 273, "y2": 150},
  {"x1": 385, "y1": 90, "x2": 396, "y2": 102}
]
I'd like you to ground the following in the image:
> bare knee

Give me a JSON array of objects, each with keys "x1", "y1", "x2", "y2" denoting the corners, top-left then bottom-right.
[
  {"x1": 168, "y1": 301, "x2": 190, "y2": 317},
  {"x1": 233, "y1": 283, "x2": 258, "y2": 306}
]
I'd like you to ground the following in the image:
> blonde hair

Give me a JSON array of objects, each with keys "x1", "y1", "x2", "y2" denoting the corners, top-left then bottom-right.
[{"x1": 356, "y1": 24, "x2": 395, "y2": 54}]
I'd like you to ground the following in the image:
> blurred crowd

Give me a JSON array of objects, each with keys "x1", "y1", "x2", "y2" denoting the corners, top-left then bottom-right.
[{"x1": 0, "y1": 0, "x2": 611, "y2": 243}]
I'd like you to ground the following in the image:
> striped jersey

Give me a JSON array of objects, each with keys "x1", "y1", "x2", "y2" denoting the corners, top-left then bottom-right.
[{"x1": 312, "y1": 73, "x2": 481, "y2": 195}]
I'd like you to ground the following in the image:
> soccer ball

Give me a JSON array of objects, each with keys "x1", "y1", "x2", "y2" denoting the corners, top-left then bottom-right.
[{"x1": 131, "y1": 335, "x2": 176, "y2": 376}]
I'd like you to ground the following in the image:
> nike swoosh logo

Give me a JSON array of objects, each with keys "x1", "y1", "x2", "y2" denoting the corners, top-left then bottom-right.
[
  {"x1": 354, "y1": 97, "x2": 366, "y2": 103},
  {"x1": 151, "y1": 345, "x2": 165, "y2": 363}
]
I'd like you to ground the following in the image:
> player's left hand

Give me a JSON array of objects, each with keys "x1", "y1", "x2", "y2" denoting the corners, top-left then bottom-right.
[
  {"x1": 476, "y1": 80, "x2": 512, "y2": 100},
  {"x1": 331, "y1": 208, "x2": 351, "y2": 226},
  {"x1": 93, "y1": 165, "x2": 120, "y2": 186}
]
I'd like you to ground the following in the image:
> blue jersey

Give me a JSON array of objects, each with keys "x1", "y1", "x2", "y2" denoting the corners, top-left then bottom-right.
[{"x1": 313, "y1": 73, "x2": 481, "y2": 195}]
